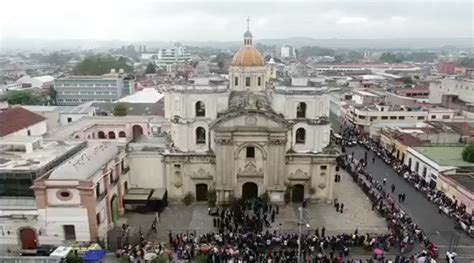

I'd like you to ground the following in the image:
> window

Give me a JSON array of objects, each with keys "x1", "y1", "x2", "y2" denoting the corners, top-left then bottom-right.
[
  {"x1": 358, "y1": 115, "x2": 366, "y2": 119},
  {"x1": 257, "y1": 77, "x2": 261, "y2": 86},
  {"x1": 245, "y1": 77, "x2": 251, "y2": 87},
  {"x1": 442, "y1": 115, "x2": 450, "y2": 119},
  {"x1": 381, "y1": 116, "x2": 388, "y2": 120},
  {"x1": 67, "y1": 117, "x2": 72, "y2": 123},
  {"x1": 320, "y1": 165, "x2": 327, "y2": 170},
  {"x1": 195, "y1": 101, "x2": 205, "y2": 117},
  {"x1": 109, "y1": 170, "x2": 114, "y2": 184},
  {"x1": 63, "y1": 225, "x2": 76, "y2": 241},
  {"x1": 398, "y1": 116, "x2": 405, "y2": 120},
  {"x1": 246, "y1": 147, "x2": 255, "y2": 158},
  {"x1": 431, "y1": 115, "x2": 436, "y2": 119},
  {"x1": 296, "y1": 102, "x2": 306, "y2": 118},
  {"x1": 174, "y1": 164, "x2": 181, "y2": 168},
  {"x1": 415, "y1": 161, "x2": 419, "y2": 173},
  {"x1": 196, "y1": 127, "x2": 206, "y2": 144},
  {"x1": 295, "y1": 128, "x2": 306, "y2": 144},
  {"x1": 234, "y1": 77, "x2": 238, "y2": 86},
  {"x1": 422, "y1": 167, "x2": 427, "y2": 178},
  {"x1": 390, "y1": 116, "x2": 397, "y2": 120},
  {"x1": 417, "y1": 116, "x2": 425, "y2": 120},
  {"x1": 27, "y1": 130, "x2": 31, "y2": 136},
  {"x1": 95, "y1": 183, "x2": 101, "y2": 198},
  {"x1": 119, "y1": 131, "x2": 126, "y2": 138}
]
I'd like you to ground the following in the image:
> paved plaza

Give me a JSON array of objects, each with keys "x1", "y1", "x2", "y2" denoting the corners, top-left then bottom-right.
[{"x1": 114, "y1": 167, "x2": 387, "y2": 249}]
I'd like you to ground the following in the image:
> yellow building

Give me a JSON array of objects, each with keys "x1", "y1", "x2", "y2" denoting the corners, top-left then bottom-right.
[{"x1": 438, "y1": 173, "x2": 474, "y2": 214}]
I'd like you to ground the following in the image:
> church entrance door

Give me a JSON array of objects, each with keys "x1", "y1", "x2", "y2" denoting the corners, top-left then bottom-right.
[
  {"x1": 196, "y1": 184, "x2": 208, "y2": 201},
  {"x1": 292, "y1": 184, "x2": 305, "y2": 203},
  {"x1": 242, "y1": 182, "x2": 258, "y2": 200}
]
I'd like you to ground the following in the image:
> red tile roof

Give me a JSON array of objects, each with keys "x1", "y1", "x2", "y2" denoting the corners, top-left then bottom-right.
[
  {"x1": 396, "y1": 134, "x2": 424, "y2": 146},
  {"x1": 0, "y1": 108, "x2": 46, "y2": 137}
]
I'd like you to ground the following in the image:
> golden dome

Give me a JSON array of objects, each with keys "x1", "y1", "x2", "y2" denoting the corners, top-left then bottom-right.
[{"x1": 231, "y1": 46, "x2": 265, "y2": 67}]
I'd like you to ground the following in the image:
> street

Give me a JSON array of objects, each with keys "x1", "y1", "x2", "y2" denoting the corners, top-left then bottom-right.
[{"x1": 349, "y1": 145, "x2": 474, "y2": 260}]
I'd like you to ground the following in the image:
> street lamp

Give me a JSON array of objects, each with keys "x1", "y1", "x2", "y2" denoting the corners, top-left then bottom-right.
[{"x1": 297, "y1": 207, "x2": 311, "y2": 263}]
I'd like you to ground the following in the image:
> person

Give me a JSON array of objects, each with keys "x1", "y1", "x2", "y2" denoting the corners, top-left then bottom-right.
[
  {"x1": 340, "y1": 203, "x2": 344, "y2": 214},
  {"x1": 391, "y1": 184, "x2": 396, "y2": 193},
  {"x1": 383, "y1": 178, "x2": 387, "y2": 185},
  {"x1": 321, "y1": 226, "x2": 325, "y2": 237},
  {"x1": 336, "y1": 202, "x2": 340, "y2": 212},
  {"x1": 372, "y1": 157, "x2": 375, "y2": 164}
]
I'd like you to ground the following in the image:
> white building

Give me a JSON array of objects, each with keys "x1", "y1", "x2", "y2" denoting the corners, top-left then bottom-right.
[
  {"x1": 32, "y1": 142, "x2": 129, "y2": 245},
  {"x1": 21, "y1": 104, "x2": 96, "y2": 131},
  {"x1": 429, "y1": 77, "x2": 474, "y2": 104},
  {"x1": 0, "y1": 137, "x2": 85, "y2": 252},
  {"x1": 0, "y1": 108, "x2": 48, "y2": 138},
  {"x1": 281, "y1": 45, "x2": 296, "y2": 59},
  {"x1": 153, "y1": 25, "x2": 337, "y2": 204}
]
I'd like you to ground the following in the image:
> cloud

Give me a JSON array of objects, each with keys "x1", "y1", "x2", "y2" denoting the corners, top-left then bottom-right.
[
  {"x1": 0, "y1": 0, "x2": 472, "y2": 41},
  {"x1": 336, "y1": 16, "x2": 369, "y2": 25}
]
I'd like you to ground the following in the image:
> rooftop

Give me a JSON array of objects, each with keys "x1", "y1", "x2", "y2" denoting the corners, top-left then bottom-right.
[
  {"x1": 413, "y1": 146, "x2": 474, "y2": 168},
  {"x1": 0, "y1": 138, "x2": 84, "y2": 171},
  {"x1": 443, "y1": 174, "x2": 474, "y2": 193},
  {"x1": 21, "y1": 104, "x2": 95, "y2": 114},
  {"x1": 0, "y1": 108, "x2": 46, "y2": 137},
  {"x1": 48, "y1": 142, "x2": 119, "y2": 180},
  {"x1": 117, "y1": 88, "x2": 164, "y2": 103}
]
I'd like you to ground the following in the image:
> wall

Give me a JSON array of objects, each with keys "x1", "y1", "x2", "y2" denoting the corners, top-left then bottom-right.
[
  {"x1": 271, "y1": 93, "x2": 330, "y2": 119},
  {"x1": 37, "y1": 207, "x2": 90, "y2": 244},
  {"x1": 4, "y1": 121, "x2": 48, "y2": 138},
  {"x1": 438, "y1": 176, "x2": 474, "y2": 214},
  {"x1": 128, "y1": 152, "x2": 165, "y2": 189}
]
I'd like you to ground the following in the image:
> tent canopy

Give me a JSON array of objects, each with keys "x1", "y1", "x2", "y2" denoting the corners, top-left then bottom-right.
[{"x1": 83, "y1": 249, "x2": 106, "y2": 261}]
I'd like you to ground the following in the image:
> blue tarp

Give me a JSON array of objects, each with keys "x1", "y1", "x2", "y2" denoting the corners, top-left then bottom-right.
[{"x1": 82, "y1": 250, "x2": 106, "y2": 262}]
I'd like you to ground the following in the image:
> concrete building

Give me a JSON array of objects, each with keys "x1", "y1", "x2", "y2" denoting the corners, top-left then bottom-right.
[
  {"x1": 343, "y1": 103, "x2": 457, "y2": 133},
  {"x1": 0, "y1": 137, "x2": 85, "y2": 252},
  {"x1": 158, "y1": 25, "x2": 337, "y2": 204},
  {"x1": 16, "y1": 75, "x2": 54, "y2": 89},
  {"x1": 438, "y1": 172, "x2": 474, "y2": 214},
  {"x1": 429, "y1": 77, "x2": 474, "y2": 104},
  {"x1": 32, "y1": 142, "x2": 129, "y2": 244},
  {"x1": 352, "y1": 89, "x2": 385, "y2": 105},
  {"x1": 54, "y1": 72, "x2": 135, "y2": 106},
  {"x1": 405, "y1": 146, "x2": 474, "y2": 189},
  {"x1": 21, "y1": 104, "x2": 96, "y2": 131},
  {"x1": 281, "y1": 45, "x2": 296, "y2": 59},
  {"x1": 0, "y1": 108, "x2": 47, "y2": 138},
  {"x1": 143, "y1": 43, "x2": 190, "y2": 72}
]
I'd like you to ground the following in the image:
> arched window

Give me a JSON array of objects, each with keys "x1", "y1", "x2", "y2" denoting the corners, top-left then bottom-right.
[
  {"x1": 196, "y1": 127, "x2": 206, "y2": 144},
  {"x1": 98, "y1": 131, "x2": 106, "y2": 139},
  {"x1": 295, "y1": 128, "x2": 306, "y2": 144},
  {"x1": 108, "y1": 131, "x2": 116, "y2": 139},
  {"x1": 297, "y1": 102, "x2": 306, "y2": 118},
  {"x1": 195, "y1": 101, "x2": 205, "y2": 117},
  {"x1": 118, "y1": 131, "x2": 126, "y2": 138}
]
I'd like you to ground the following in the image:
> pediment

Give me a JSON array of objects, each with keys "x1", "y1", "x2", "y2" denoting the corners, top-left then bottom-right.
[{"x1": 211, "y1": 110, "x2": 290, "y2": 130}]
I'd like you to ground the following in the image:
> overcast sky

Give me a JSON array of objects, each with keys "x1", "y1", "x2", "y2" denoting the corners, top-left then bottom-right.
[{"x1": 1, "y1": 0, "x2": 472, "y2": 41}]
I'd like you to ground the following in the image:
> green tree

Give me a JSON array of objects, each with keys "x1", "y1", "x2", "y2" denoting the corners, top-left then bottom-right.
[
  {"x1": 49, "y1": 85, "x2": 57, "y2": 105},
  {"x1": 6, "y1": 90, "x2": 44, "y2": 105},
  {"x1": 462, "y1": 143, "x2": 474, "y2": 163},
  {"x1": 73, "y1": 55, "x2": 132, "y2": 75},
  {"x1": 379, "y1": 52, "x2": 403, "y2": 63},
  {"x1": 112, "y1": 103, "x2": 129, "y2": 116},
  {"x1": 145, "y1": 62, "x2": 157, "y2": 74}
]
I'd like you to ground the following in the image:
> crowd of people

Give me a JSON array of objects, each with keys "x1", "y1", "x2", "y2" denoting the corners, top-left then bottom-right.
[{"x1": 339, "y1": 125, "x2": 473, "y2": 237}]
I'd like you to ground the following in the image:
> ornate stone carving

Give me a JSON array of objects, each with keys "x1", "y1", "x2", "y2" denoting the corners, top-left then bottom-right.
[
  {"x1": 215, "y1": 137, "x2": 233, "y2": 145},
  {"x1": 191, "y1": 168, "x2": 213, "y2": 179},
  {"x1": 289, "y1": 169, "x2": 309, "y2": 179},
  {"x1": 237, "y1": 161, "x2": 263, "y2": 177},
  {"x1": 269, "y1": 138, "x2": 287, "y2": 145},
  {"x1": 245, "y1": 116, "x2": 257, "y2": 125}
]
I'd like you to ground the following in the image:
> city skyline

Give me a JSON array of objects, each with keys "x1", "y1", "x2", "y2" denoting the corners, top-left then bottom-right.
[{"x1": 1, "y1": 0, "x2": 472, "y2": 42}]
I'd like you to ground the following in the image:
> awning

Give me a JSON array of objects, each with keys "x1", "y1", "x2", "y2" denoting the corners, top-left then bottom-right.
[{"x1": 83, "y1": 249, "x2": 106, "y2": 261}]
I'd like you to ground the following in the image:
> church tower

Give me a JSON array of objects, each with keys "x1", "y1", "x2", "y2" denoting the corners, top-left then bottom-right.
[{"x1": 229, "y1": 17, "x2": 267, "y2": 91}]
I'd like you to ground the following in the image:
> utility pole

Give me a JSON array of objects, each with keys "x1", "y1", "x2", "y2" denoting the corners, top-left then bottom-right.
[{"x1": 297, "y1": 206, "x2": 303, "y2": 263}]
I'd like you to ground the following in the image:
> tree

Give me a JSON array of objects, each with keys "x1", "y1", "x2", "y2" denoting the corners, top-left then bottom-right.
[
  {"x1": 73, "y1": 55, "x2": 132, "y2": 75},
  {"x1": 49, "y1": 85, "x2": 57, "y2": 105},
  {"x1": 462, "y1": 143, "x2": 474, "y2": 163},
  {"x1": 112, "y1": 103, "x2": 129, "y2": 116},
  {"x1": 379, "y1": 52, "x2": 403, "y2": 63},
  {"x1": 145, "y1": 62, "x2": 157, "y2": 74},
  {"x1": 6, "y1": 90, "x2": 44, "y2": 105}
]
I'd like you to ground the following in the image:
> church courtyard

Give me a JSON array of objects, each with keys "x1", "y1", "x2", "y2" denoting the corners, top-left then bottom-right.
[{"x1": 111, "y1": 169, "x2": 386, "y2": 249}]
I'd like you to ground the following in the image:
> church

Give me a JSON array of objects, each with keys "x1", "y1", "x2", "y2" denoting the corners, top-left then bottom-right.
[{"x1": 160, "y1": 23, "x2": 338, "y2": 204}]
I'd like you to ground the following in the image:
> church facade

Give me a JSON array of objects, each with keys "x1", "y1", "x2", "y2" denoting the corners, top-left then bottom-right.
[{"x1": 161, "y1": 26, "x2": 338, "y2": 204}]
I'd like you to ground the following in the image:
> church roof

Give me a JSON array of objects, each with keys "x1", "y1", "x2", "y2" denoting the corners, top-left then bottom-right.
[{"x1": 231, "y1": 46, "x2": 265, "y2": 67}]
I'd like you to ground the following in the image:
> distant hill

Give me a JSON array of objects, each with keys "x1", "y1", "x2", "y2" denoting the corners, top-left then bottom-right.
[{"x1": 1, "y1": 37, "x2": 473, "y2": 52}]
